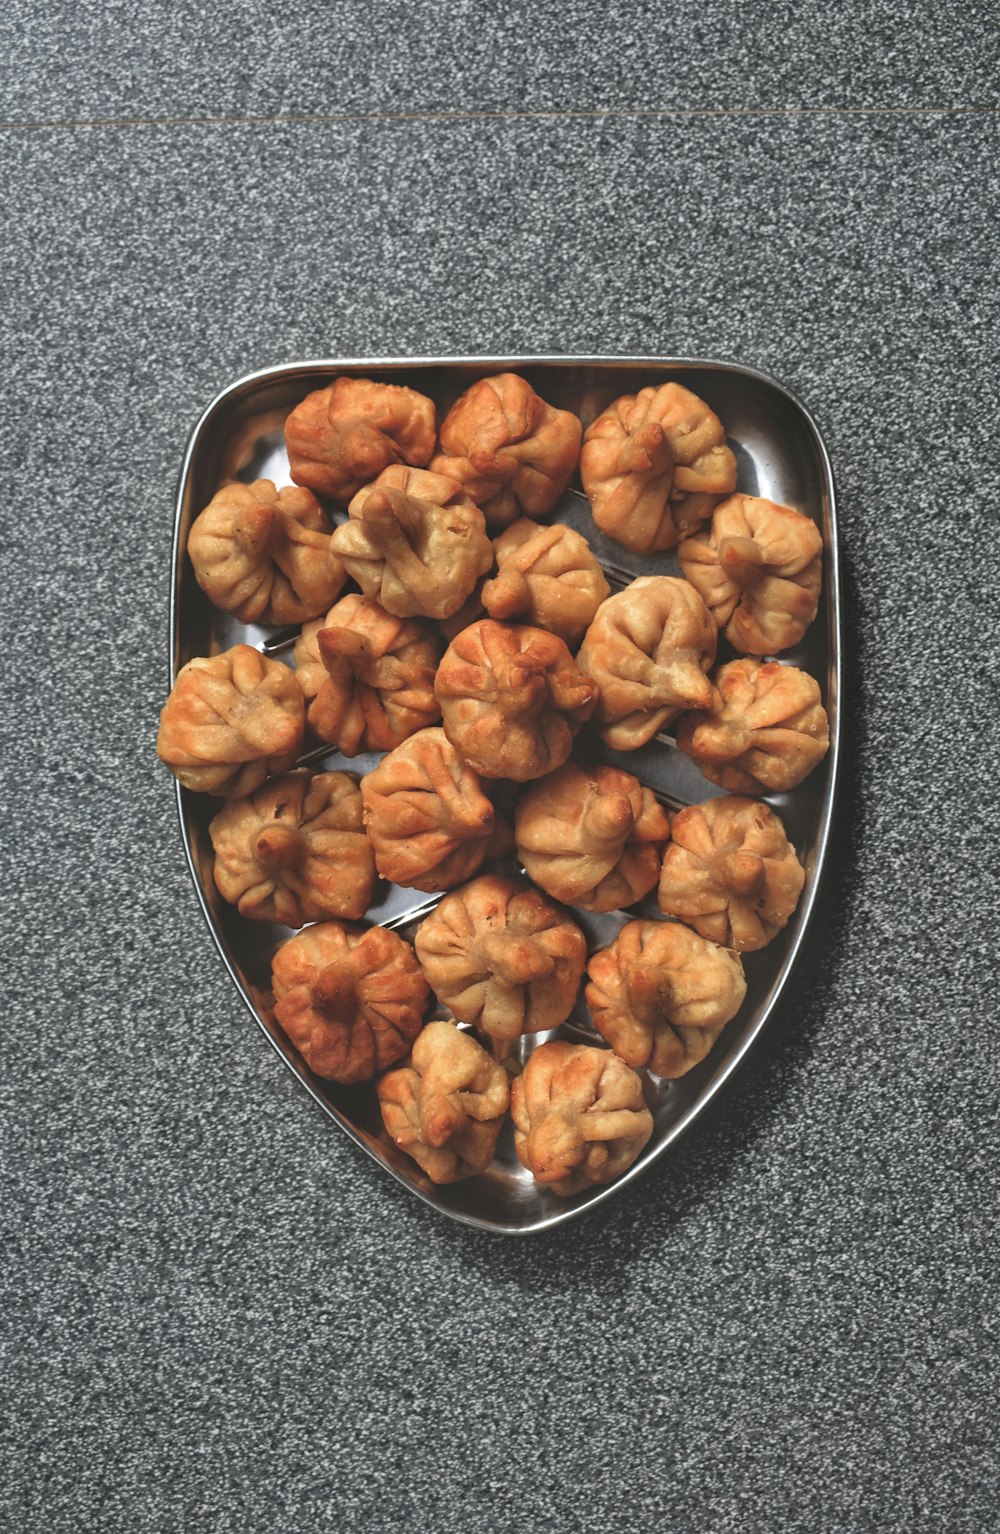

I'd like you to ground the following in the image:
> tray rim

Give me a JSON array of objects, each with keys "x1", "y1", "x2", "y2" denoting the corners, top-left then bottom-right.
[{"x1": 169, "y1": 353, "x2": 842, "y2": 1237}]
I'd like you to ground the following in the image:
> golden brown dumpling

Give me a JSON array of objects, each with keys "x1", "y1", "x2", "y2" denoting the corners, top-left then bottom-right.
[
  {"x1": 481, "y1": 518, "x2": 610, "y2": 647},
  {"x1": 332, "y1": 465, "x2": 493, "y2": 620},
  {"x1": 430, "y1": 373, "x2": 583, "y2": 531},
  {"x1": 377, "y1": 1020, "x2": 510, "y2": 1184},
  {"x1": 658, "y1": 797, "x2": 804, "y2": 951},
  {"x1": 271, "y1": 921, "x2": 428, "y2": 1084},
  {"x1": 675, "y1": 658, "x2": 830, "y2": 794},
  {"x1": 511, "y1": 1041, "x2": 653, "y2": 1196},
  {"x1": 285, "y1": 377, "x2": 436, "y2": 503},
  {"x1": 157, "y1": 645, "x2": 305, "y2": 798},
  {"x1": 209, "y1": 770, "x2": 376, "y2": 927},
  {"x1": 581, "y1": 382, "x2": 737, "y2": 552},
  {"x1": 586, "y1": 920, "x2": 746, "y2": 1079},
  {"x1": 295, "y1": 593, "x2": 440, "y2": 755},
  {"x1": 578, "y1": 576, "x2": 717, "y2": 751},
  {"x1": 415, "y1": 875, "x2": 587, "y2": 1042},
  {"x1": 435, "y1": 620, "x2": 598, "y2": 782},
  {"x1": 360, "y1": 728, "x2": 498, "y2": 891},
  {"x1": 187, "y1": 478, "x2": 345, "y2": 625},
  {"x1": 515, "y1": 762, "x2": 670, "y2": 913},
  {"x1": 678, "y1": 494, "x2": 823, "y2": 654}
]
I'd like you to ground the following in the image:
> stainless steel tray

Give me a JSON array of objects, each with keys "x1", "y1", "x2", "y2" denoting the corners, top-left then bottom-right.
[{"x1": 170, "y1": 356, "x2": 841, "y2": 1235}]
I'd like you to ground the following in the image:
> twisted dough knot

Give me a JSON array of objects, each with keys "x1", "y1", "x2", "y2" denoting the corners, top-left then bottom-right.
[{"x1": 377, "y1": 1021, "x2": 511, "y2": 1184}]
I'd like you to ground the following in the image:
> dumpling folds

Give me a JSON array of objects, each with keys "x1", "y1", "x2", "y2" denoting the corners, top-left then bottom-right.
[
  {"x1": 415, "y1": 875, "x2": 587, "y2": 1041},
  {"x1": 209, "y1": 769, "x2": 375, "y2": 927},
  {"x1": 511, "y1": 1041, "x2": 653, "y2": 1196},
  {"x1": 482, "y1": 517, "x2": 610, "y2": 647},
  {"x1": 285, "y1": 376, "x2": 436, "y2": 503},
  {"x1": 586, "y1": 919, "x2": 746, "y2": 1079},
  {"x1": 187, "y1": 478, "x2": 345, "y2": 625},
  {"x1": 431, "y1": 373, "x2": 582, "y2": 531},
  {"x1": 271, "y1": 921, "x2": 428, "y2": 1083},
  {"x1": 675, "y1": 658, "x2": 830, "y2": 794},
  {"x1": 332, "y1": 465, "x2": 493, "y2": 620},
  {"x1": 377, "y1": 1021, "x2": 510, "y2": 1184},
  {"x1": 157, "y1": 645, "x2": 304, "y2": 798}
]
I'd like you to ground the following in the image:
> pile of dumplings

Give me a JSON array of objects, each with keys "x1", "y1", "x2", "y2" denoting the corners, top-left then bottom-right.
[{"x1": 158, "y1": 371, "x2": 830, "y2": 1200}]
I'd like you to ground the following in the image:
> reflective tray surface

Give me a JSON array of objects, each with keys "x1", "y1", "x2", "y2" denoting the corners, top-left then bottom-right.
[{"x1": 170, "y1": 356, "x2": 841, "y2": 1235}]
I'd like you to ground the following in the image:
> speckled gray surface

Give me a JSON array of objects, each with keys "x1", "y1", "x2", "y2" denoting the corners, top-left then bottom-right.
[
  {"x1": 2, "y1": 0, "x2": 999, "y2": 120},
  {"x1": 2, "y1": 46, "x2": 1000, "y2": 1534}
]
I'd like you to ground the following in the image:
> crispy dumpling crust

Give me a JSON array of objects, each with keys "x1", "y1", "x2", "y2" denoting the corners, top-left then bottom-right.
[
  {"x1": 377, "y1": 1020, "x2": 510, "y2": 1184},
  {"x1": 675, "y1": 658, "x2": 830, "y2": 794},
  {"x1": 333, "y1": 465, "x2": 493, "y2": 620},
  {"x1": 271, "y1": 921, "x2": 428, "y2": 1084},
  {"x1": 586, "y1": 919, "x2": 747, "y2": 1079},
  {"x1": 187, "y1": 478, "x2": 345, "y2": 625},
  {"x1": 482, "y1": 517, "x2": 610, "y2": 647},
  {"x1": 678, "y1": 494, "x2": 823, "y2": 654},
  {"x1": 435, "y1": 620, "x2": 598, "y2": 782},
  {"x1": 209, "y1": 770, "x2": 376, "y2": 927},
  {"x1": 285, "y1": 377, "x2": 436, "y2": 503},
  {"x1": 415, "y1": 875, "x2": 588, "y2": 1041},
  {"x1": 431, "y1": 373, "x2": 582, "y2": 531},
  {"x1": 578, "y1": 576, "x2": 717, "y2": 751},
  {"x1": 511, "y1": 1041, "x2": 653, "y2": 1196},
  {"x1": 514, "y1": 761, "x2": 670, "y2": 913},
  {"x1": 295, "y1": 593, "x2": 440, "y2": 756},
  {"x1": 156, "y1": 645, "x2": 305, "y2": 798},
  {"x1": 581, "y1": 382, "x2": 737, "y2": 552},
  {"x1": 360, "y1": 728, "x2": 498, "y2": 892},
  {"x1": 658, "y1": 797, "x2": 805, "y2": 951}
]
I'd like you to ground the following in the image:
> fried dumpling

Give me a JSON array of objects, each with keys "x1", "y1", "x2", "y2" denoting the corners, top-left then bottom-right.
[
  {"x1": 675, "y1": 658, "x2": 830, "y2": 794},
  {"x1": 581, "y1": 382, "x2": 737, "y2": 552},
  {"x1": 332, "y1": 465, "x2": 493, "y2": 620},
  {"x1": 157, "y1": 645, "x2": 305, "y2": 798},
  {"x1": 209, "y1": 769, "x2": 376, "y2": 927},
  {"x1": 514, "y1": 761, "x2": 670, "y2": 913},
  {"x1": 511, "y1": 1041, "x2": 653, "y2": 1196},
  {"x1": 578, "y1": 576, "x2": 717, "y2": 751},
  {"x1": 187, "y1": 478, "x2": 345, "y2": 625},
  {"x1": 295, "y1": 593, "x2": 440, "y2": 756},
  {"x1": 481, "y1": 517, "x2": 610, "y2": 647},
  {"x1": 285, "y1": 376, "x2": 436, "y2": 503},
  {"x1": 377, "y1": 1020, "x2": 510, "y2": 1184},
  {"x1": 415, "y1": 875, "x2": 587, "y2": 1042},
  {"x1": 271, "y1": 921, "x2": 428, "y2": 1084},
  {"x1": 360, "y1": 728, "x2": 498, "y2": 891},
  {"x1": 678, "y1": 494, "x2": 823, "y2": 654},
  {"x1": 435, "y1": 620, "x2": 598, "y2": 782},
  {"x1": 430, "y1": 373, "x2": 582, "y2": 531},
  {"x1": 658, "y1": 797, "x2": 804, "y2": 951},
  {"x1": 586, "y1": 919, "x2": 746, "y2": 1079}
]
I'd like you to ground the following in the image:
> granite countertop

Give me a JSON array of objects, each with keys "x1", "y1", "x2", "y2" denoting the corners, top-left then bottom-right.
[{"x1": 3, "y1": 5, "x2": 998, "y2": 1531}]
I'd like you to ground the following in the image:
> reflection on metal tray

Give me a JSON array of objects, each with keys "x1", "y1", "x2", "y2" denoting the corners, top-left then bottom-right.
[{"x1": 170, "y1": 357, "x2": 841, "y2": 1236}]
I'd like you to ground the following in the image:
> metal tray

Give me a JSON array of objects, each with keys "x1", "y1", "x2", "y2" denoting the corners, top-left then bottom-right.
[{"x1": 170, "y1": 357, "x2": 841, "y2": 1235}]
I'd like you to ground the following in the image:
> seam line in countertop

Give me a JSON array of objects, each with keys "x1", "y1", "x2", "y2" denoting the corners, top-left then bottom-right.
[{"x1": 1, "y1": 104, "x2": 998, "y2": 132}]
